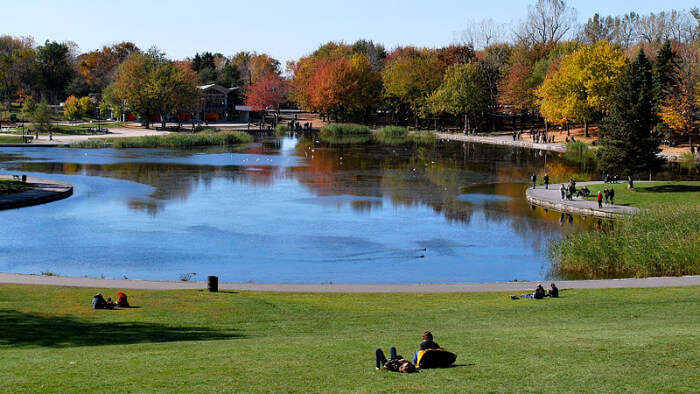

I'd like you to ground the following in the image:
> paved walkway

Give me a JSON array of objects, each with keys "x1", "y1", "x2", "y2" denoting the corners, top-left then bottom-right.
[
  {"x1": 0, "y1": 175, "x2": 73, "y2": 210},
  {"x1": 526, "y1": 181, "x2": 639, "y2": 218},
  {"x1": 437, "y1": 132, "x2": 566, "y2": 153},
  {"x1": 1, "y1": 273, "x2": 698, "y2": 293}
]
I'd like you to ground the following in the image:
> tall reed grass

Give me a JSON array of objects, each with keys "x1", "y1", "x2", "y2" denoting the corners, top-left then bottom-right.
[
  {"x1": 319, "y1": 123, "x2": 370, "y2": 137},
  {"x1": 71, "y1": 131, "x2": 252, "y2": 149},
  {"x1": 549, "y1": 204, "x2": 700, "y2": 278}
]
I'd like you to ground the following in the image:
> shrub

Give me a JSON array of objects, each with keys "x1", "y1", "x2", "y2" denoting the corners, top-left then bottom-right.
[
  {"x1": 375, "y1": 126, "x2": 408, "y2": 137},
  {"x1": 275, "y1": 124, "x2": 289, "y2": 136}
]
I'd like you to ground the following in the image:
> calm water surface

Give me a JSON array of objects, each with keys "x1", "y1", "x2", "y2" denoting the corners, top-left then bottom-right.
[{"x1": 3, "y1": 135, "x2": 689, "y2": 283}]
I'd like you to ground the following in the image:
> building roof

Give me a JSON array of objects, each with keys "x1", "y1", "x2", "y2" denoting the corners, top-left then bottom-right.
[{"x1": 197, "y1": 84, "x2": 240, "y2": 94}]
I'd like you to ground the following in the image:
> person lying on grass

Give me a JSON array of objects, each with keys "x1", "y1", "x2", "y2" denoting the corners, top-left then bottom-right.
[{"x1": 375, "y1": 347, "x2": 416, "y2": 373}]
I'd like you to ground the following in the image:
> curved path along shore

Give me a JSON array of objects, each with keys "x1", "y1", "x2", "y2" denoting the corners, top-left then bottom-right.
[
  {"x1": 0, "y1": 273, "x2": 698, "y2": 293},
  {"x1": 436, "y1": 132, "x2": 688, "y2": 161},
  {"x1": 437, "y1": 132, "x2": 566, "y2": 153},
  {"x1": 526, "y1": 181, "x2": 639, "y2": 218},
  {"x1": 0, "y1": 175, "x2": 73, "y2": 210}
]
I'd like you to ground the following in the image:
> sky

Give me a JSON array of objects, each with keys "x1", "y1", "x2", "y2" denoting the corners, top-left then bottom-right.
[{"x1": 2, "y1": 0, "x2": 697, "y2": 66}]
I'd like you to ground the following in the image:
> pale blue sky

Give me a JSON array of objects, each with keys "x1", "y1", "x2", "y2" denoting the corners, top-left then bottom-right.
[{"x1": 2, "y1": 0, "x2": 696, "y2": 64}]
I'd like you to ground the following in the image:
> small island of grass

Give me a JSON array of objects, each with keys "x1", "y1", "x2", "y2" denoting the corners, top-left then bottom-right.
[{"x1": 71, "y1": 130, "x2": 252, "y2": 149}]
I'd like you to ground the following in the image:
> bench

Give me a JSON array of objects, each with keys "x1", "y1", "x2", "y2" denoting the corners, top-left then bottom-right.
[
  {"x1": 12, "y1": 175, "x2": 26, "y2": 182},
  {"x1": 21, "y1": 135, "x2": 33, "y2": 143}
]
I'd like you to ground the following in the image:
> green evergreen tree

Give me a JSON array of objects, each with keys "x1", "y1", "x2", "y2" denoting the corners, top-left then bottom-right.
[
  {"x1": 597, "y1": 50, "x2": 663, "y2": 179},
  {"x1": 651, "y1": 40, "x2": 678, "y2": 129}
]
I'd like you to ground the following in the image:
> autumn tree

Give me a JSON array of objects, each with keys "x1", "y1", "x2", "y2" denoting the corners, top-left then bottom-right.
[
  {"x1": 108, "y1": 50, "x2": 198, "y2": 128},
  {"x1": 597, "y1": 50, "x2": 662, "y2": 178},
  {"x1": 244, "y1": 73, "x2": 289, "y2": 112},
  {"x1": 0, "y1": 35, "x2": 35, "y2": 108},
  {"x1": 63, "y1": 95, "x2": 80, "y2": 120},
  {"x1": 75, "y1": 42, "x2": 139, "y2": 93},
  {"x1": 537, "y1": 41, "x2": 628, "y2": 136},
  {"x1": 382, "y1": 49, "x2": 444, "y2": 127},
  {"x1": 78, "y1": 96, "x2": 93, "y2": 117},
  {"x1": 289, "y1": 43, "x2": 380, "y2": 122},
  {"x1": 427, "y1": 63, "x2": 490, "y2": 131}
]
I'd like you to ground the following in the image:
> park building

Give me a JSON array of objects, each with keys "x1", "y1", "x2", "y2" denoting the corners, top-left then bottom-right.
[{"x1": 197, "y1": 84, "x2": 242, "y2": 122}]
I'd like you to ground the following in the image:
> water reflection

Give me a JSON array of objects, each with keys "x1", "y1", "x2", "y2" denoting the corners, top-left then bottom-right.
[{"x1": 0, "y1": 135, "x2": 695, "y2": 283}]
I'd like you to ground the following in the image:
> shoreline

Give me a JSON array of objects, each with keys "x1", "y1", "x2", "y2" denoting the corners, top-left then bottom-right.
[
  {"x1": 436, "y1": 132, "x2": 688, "y2": 161},
  {"x1": 1, "y1": 272, "x2": 698, "y2": 292},
  {"x1": 0, "y1": 176, "x2": 73, "y2": 210}
]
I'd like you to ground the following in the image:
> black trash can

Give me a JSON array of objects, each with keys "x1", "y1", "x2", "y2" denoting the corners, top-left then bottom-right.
[{"x1": 207, "y1": 276, "x2": 218, "y2": 292}]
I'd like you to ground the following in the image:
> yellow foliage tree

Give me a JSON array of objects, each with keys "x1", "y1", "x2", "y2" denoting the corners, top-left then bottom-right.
[
  {"x1": 78, "y1": 96, "x2": 93, "y2": 117},
  {"x1": 537, "y1": 41, "x2": 628, "y2": 136},
  {"x1": 63, "y1": 95, "x2": 81, "y2": 120}
]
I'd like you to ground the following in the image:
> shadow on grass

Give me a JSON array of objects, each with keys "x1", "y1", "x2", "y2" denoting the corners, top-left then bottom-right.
[
  {"x1": 640, "y1": 185, "x2": 700, "y2": 193},
  {"x1": 0, "y1": 309, "x2": 243, "y2": 348}
]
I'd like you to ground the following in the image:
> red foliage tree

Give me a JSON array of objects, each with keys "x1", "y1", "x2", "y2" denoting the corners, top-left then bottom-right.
[{"x1": 244, "y1": 73, "x2": 289, "y2": 111}]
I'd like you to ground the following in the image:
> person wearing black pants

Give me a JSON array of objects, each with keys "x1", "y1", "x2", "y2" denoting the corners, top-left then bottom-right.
[{"x1": 376, "y1": 347, "x2": 399, "y2": 369}]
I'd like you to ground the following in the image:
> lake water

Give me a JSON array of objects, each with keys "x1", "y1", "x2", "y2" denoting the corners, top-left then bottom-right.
[{"x1": 0, "y1": 135, "x2": 691, "y2": 283}]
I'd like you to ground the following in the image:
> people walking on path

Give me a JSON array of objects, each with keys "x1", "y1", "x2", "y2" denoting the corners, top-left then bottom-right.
[
  {"x1": 531, "y1": 174, "x2": 537, "y2": 189},
  {"x1": 609, "y1": 187, "x2": 615, "y2": 205},
  {"x1": 604, "y1": 189, "x2": 610, "y2": 205},
  {"x1": 597, "y1": 191, "x2": 603, "y2": 208},
  {"x1": 560, "y1": 184, "x2": 566, "y2": 200},
  {"x1": 544, "y1": 173, "x2": 549, "y2": 190}
]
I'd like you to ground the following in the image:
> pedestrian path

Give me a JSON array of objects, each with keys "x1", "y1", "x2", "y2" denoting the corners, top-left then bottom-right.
[
  {"x1": 437, "y1": 132, "x2": 566, "y2": 152},
  {"x1": 0, "y1": 272, "x2": 697, "y2": 292},
  {"x1": 526, "y1": 181, "x2": 639, "y2": 218}
]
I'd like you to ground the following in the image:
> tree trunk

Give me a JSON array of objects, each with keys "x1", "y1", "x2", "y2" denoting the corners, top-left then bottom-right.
[
  {"x1": 463, "y1": 113, "x2": 467, "y2": 132},
  {"x1": 544, "y1": 121, "x2": 548, "y2": 134},
  {"x1": 584, "y1": 120, "x2": 589, "y2": 138},
  {"x1": 566, "y1": 123, "x2": 570, "y2": 136}
]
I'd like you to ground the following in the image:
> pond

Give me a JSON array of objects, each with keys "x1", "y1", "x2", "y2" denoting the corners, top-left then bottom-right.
[{"x1": 0, "y1": 135, "x2": 694, "y2": 283}]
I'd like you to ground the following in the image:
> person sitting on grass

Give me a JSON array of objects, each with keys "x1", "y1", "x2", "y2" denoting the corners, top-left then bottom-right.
[
  {"x1": 92, "y1": 293, "x2": 107, "y2": 309},
  {"x1": 547, "y1": 283, "x2": 559, "y2": 298},
  {"x1": 413, "y1": 331, "x2": 440, "y2": 364},
  {"x1": 521, "y1": 284, "x2": 546, "y2": 299},
  {"x1": 105, "y1": 297, "x2": 116, "y2": 310},
  {"x1": 375, "y1": 347, "x2": 416, "y2": 373},
  {"x1": 117, "y1": 291, "x2": 130, "y2": 308}
]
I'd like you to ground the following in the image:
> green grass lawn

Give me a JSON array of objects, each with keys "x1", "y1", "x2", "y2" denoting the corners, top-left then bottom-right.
[
  {"x1": 0, "y1": 179, "x2": 28, "y2": 194},
  {"x1": 0, "y1": 284, "x2": 698, "y2": 392},
  {"x1": 585, "y1": 181, "x2": 700, "y2": 208},
  {"x1": 0, "y1": 136, "x2": 23, "y2": 144}
]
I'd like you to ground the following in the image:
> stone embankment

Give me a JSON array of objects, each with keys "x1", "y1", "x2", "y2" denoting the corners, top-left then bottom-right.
[
  {"x1": 525, "y1": 181, "x2": 639, "y2": 218},
  {"x1": 0, "y1": 175, "x2": 73, "y2": 210}
]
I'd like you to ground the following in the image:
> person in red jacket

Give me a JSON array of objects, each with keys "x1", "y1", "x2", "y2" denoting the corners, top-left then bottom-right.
[
  {"x1": 117, "y1": 291, "x2": 130, "y2": 308},
  {"x1": 596, "y1": 190, "x2": 603, "y2": 208}
]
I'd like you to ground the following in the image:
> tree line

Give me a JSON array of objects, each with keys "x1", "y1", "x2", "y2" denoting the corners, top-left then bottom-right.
[{"x1": 1, "y1": 0, "x2": 699, "y2": 152}]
